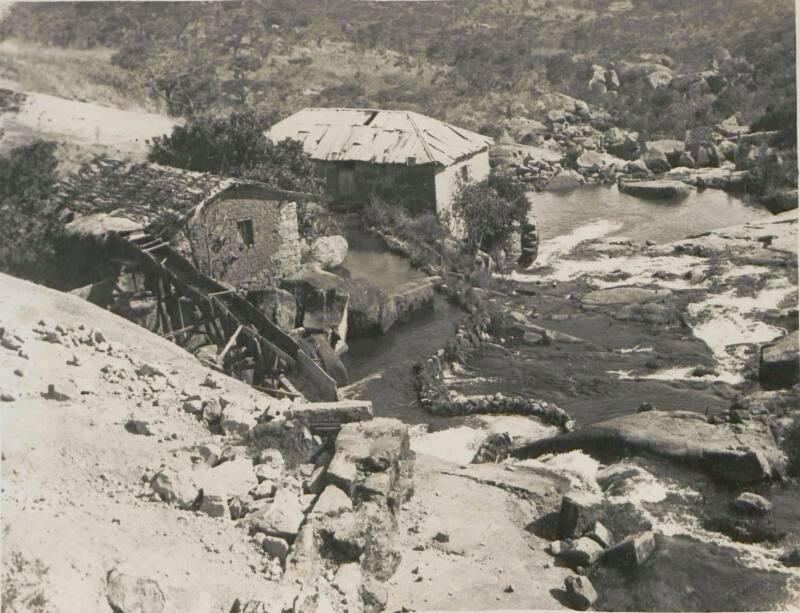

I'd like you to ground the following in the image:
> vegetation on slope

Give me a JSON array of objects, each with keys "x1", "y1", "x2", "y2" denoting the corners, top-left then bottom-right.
[{"x1": 1, "y1": 0, "x2": 794, "y2": 141}]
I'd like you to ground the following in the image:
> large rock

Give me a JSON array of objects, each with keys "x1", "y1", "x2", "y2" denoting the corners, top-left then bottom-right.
[
  {"x1": 640, "y1": 148, "x2": 671, "y2": 174},
  {"x1": 326, "y1": 418, "x2": 412, "y2": 502},
  {"x1": 391, "y1": 278, "x2": 435, "y2": 323},
  {"x1": 559, "y1": 536, "x2": 605, "y2": 567},
  {"x1": 310, "y1": 235, "x2": 348, "y2": 270},
  {"x1": 763, "y1": 189, "x2": 799, "y2": 214},
  {"x1": 564, "y1": 575, "x2": 598, "y2": 611},
  {"x1": 253, "y1": 287, "x2": 298, "y2": 330},
  {"x1": 106, "y1": 568, "x2": 165, "y2": 613},
  {"x1": 345, "y1": 278, "x2": 397, "y2": 337},
  {"x1": 280, "y1": 264, "x2": 349, "y2": 337},
  {"x1": 512, "y1": 410, "x2": 783, "y2": 485},
  {"x1": 759, "y1": 332, "x2": 799, "y2": 389},
  {"x1": 248, "y1": 488, "x2": 305, "y2": 540},
  {"x1": 536, "y1": 92, "x2": 590, "y2": 118},
  {"x1": 606, "y1": 128, "x2": 640, "y2": 160},
  {"x1": 149, "y1": 468, "x2": 198, "y2": 509},
  {"x1": 196, "y1": 457, "x2": 257, "y2": 499},
  {"x1": 603, "y1": 531, "x2": 656, "y2": 569},
  {"x1": 618, "y1": 179, "x2": 693, "y2": 199},
  {"x1": 312, "y1": 485, "x2": 353, "y2": 517},
  {"x1": 575, "y1": 150, "x2": 606, "y2": 171},
  {"x1": 547, "y1": 169, "x2": 585, "y2": 192},
  {"x1": 733, "y1": 492, "x2": 772, "y2": 516},
  {"x1": 645, "y1": 140, "x2": 685, "y2": 166},
  {"x1": 558, "y1": 492, "x2": 601, "y2": 539}
]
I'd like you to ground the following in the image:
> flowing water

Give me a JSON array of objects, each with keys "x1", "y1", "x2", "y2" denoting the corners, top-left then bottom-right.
[
  {"x1": 340, "y1": 185, "x2": 771, "y2": 426},
  {"x1": 336, "y1": 192, "x2": 798, "y2": 609},
  {"x1": 336, "y1": 219, "x2": 465, "y2": 424}
]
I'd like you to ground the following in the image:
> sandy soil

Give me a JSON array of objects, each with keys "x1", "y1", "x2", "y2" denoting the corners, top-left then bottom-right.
[
  {"x1": 0, "y1": 273, "x2": 279, "y2": 611},
  {"x1": 0, "y1": 88, "x2": 178, "y2": 168}
]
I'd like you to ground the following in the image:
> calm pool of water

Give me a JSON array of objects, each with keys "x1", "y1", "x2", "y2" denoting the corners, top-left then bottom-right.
[{"x1": 528, "y1": 184, "x2": 768, "y2": 244}]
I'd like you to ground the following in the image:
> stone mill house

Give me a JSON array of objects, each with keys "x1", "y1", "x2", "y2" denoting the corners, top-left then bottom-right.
[
  {"x1": 57, "y1": 158, "x2": 305, "y2": 292},
  {"x1": 266, "y1": 107, "x2": 493, "y2": 224}
]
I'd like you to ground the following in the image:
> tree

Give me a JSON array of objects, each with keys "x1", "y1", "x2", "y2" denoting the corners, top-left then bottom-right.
[
  {"x1": 452, "y1": 173, "x2": 529, "y2": 254},
  {"x1": 0, "y1": 141, "x2": 63, "y2": 284},
  {"x1": 147, "y1": 110, "x2": 322, "y2": 195}
]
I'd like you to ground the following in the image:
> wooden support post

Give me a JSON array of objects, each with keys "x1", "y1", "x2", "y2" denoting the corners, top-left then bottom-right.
[{"x1": 218, "y1": 325, "x2": 243, "y2": 363}]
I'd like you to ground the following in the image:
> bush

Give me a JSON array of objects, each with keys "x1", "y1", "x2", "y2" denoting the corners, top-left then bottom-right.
[
  {"x1": 0, "y1": 141, "x2": 63, "y2": 285},
  {"x1": 148, "y1": 110, "x2": 323, "y2": 196},
  {"x1": 452, "y1": 173, "x2": 528, "y2": 253}
]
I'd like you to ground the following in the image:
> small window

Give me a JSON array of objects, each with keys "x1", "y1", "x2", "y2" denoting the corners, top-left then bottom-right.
[
  {"x1": 460, "y1": 165, "x2": 470, "y2": 181},
  {"x1": 237, "y1": 219, "x2": 255, "y2": 247}
]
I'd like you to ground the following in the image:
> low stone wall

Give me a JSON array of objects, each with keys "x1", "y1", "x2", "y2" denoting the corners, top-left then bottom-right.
[{"x1": 413, "y1": 309, "x2": 574, "y2": 431}]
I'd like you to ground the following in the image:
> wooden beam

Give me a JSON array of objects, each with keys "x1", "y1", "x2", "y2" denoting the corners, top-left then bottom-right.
[{"x1": 218, "y1": 325, "x2": 243, "y2": 362}]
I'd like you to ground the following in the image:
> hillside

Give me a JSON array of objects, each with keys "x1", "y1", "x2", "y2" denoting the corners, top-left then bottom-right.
[{"x1": 0, "y1": 0, "x2": 795, "y2": 141}]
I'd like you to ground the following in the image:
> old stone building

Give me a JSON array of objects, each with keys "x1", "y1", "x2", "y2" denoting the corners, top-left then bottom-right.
[
  {"x1": 266, "y1": 108, "x2": 493, "y2": 223},
  {"x1": 55, "y1": 158, "x2": 305, "y2": 290}
]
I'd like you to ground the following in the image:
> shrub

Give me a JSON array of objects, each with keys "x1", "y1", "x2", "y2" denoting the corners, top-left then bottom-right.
[
  {"x1": 452, "y1": 173, "x2": 528, "y2": 253},
  {"x1": 0, "y1": 141, "x2": 63, "y2": 285},
  {"x1": 148, "y1": 110, "x2": 323, "y2": 196}
]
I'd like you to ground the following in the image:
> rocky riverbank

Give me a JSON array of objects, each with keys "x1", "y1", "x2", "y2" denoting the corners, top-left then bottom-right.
[{"x1": 489, "y1": 90, "x2": 797, "y2": 211}]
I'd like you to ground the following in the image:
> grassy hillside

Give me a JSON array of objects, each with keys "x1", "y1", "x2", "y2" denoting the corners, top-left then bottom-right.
[{"x1": 0, "y1": 0, "x2": 795, "y2": 140}]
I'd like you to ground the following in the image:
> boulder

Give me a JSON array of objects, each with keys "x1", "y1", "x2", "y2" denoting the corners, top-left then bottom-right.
[
  {"x1": 547, "y1": 169, "x2": 584, "y2": 192},
  {"x1": 564, "y1": 575, "x2": 598, "y2": 611},
  {"x1": 253, "y1": 288, "x2": 298, "y2": 330},
  {"x1": 759, "y1": 331, "x2": 799, "y2": 389},
  {"x1": 780, "y1": 548, "x2": 800, "y2": 567},
  {"x1": 603, "y1": 531, "x2": 656, "y2": 568},
  {"x1": 262, "y1": 535, "x2": 290, "y2": 564},
  {"x1": 575, "y1": 150, "x2": 606, "y2": 171},
  {"x1": 149, "y1": 469, "x2": 198, "y2": 509},
  {"x1": 678, "y1": 150, "x2": 696, "y2": 168},
  {"x1": 763, "y1": 189, "x2": 799, "y2": 214},
  {"x1": 559, "y1": 536, "x2": 605, "y2": 567},
  {"x1": 312, "y1": 485, "x2": 353, "y2": 517},
  {"x1": 326, "y1": 418, "x2": 411, "y2": 501},
  {"x1": 618, "y1": 179, "x2": 693, "y2": 199},
  {"x1": 647, "y1": 70, "x2": 673, "y2": 89},
  {"x1": 586, "y1": 521, "x2": 613, "y2": 548},
  {"x1": 106, "y1": 568, "x2": 165, "y2": 613},
  {"x1": 345, "y1": 278, "x2": 397, "y2": 337},
  {"x1": 645, "y1": 139, "x2": 685, "y2": 166},
  {"x1": 280, "y1": 264, "x2": 349, "y2": 337},
  {"x1": 220, "y1": 404, "x2": 257, "y2": 436},
  {"x1": 733, "y1": 492, "x2": 772, "y2": 516},
  {"x1": 196, "y1": 457, "x2": 258, "y2": 499},
  {"x1": 310, "y1": 235, "x2": 348, "y2": 270},
  {"x1": 198, "y1": 493, "x2": 229, "y2": 518},
  {"x1": 640, "y1": 148, "x2": 671, "y2": 174},
  {"x1": 558, "y1": 492, "x2": 601, "y2": 539},
  {"x1": 248, "y1": 488, "x2": 305, "y2": 540},
  {"x1": 392, "y1": 278, "x2": 435, "y2": 323},
  {"x1": 624, "y1": 159, "x2": 650, "y2": 176}
]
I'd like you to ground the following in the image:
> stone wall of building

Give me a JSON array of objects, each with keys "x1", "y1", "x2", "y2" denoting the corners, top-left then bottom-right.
[{"x1": 187, "y1": 188, "x2": 302, "y2": 290}]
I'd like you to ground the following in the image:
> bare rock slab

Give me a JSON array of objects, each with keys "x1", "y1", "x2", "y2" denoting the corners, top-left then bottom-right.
[{"x1": 513, "y1": 410, "x2": 783, "y2": 485}]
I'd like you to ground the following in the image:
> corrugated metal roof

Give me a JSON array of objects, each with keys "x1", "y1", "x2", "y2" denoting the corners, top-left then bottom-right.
[{"x1": 266, "y1": 107, "x2": 493, "y2": 166}]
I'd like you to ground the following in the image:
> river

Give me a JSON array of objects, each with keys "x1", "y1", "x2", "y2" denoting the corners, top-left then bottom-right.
[
  {"x1": 335, "y1": 187, "x2": 798, "y2": 610},
  {"x1": 340, "y1": 184, "x2": 770, "y2": 425}
]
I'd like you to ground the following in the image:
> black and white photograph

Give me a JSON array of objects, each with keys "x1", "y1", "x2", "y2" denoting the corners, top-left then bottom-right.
[{"x1": 0, "y1": 1, "x2": 798, "y2": 611}]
